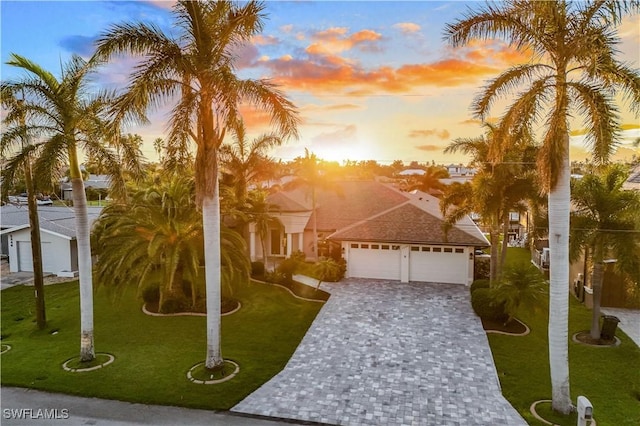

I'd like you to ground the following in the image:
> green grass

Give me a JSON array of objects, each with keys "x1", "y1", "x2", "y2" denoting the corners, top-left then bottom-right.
[
  {"x1": 491, "y1": 248, "x2": 640, "y2": 426},
  {"x1": 1, "y1": 279, "x2": 323, "y2": 410}
]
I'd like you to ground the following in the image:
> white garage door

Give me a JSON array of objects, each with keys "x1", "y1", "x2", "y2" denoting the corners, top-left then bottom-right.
[
  {"x1": 17, "y1": 241, "x2": 54, "y2": 273},
  {"x1": 348, "y1": 243, "x2": 401, "y2": 280},
  {"x1": 409, "y1": 246, "x2": 468, "y2": 284}
]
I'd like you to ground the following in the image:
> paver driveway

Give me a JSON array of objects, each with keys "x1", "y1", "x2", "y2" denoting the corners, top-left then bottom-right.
[{"x1": 233, "y1": 279, "x2": 526, "y2": 425}]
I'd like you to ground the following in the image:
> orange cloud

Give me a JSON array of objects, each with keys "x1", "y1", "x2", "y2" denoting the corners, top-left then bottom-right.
[
  {"x1": 264, "y1": 55, "x2": 499, "y2": 95},
  {"x1": 454, "y1": 39, "x2": 532, "y2": 67},
  {"x1": 252, "y1": 34, "x2": 279, "y2": 46},
  {"x1": 305, "y1": 27, "x2": 382, "y2": 56},
  {"x1": 415, "y1": 144, "x2": 442, "y2": 152},
  {"x1": 393, "y1": 22, "x2": 421, "y2": 34},
  {"x1": 409, "y1": 129, "x2": 451, "y2": 140}
]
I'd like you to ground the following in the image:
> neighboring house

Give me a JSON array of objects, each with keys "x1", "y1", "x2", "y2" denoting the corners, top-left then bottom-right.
[
  {"x1": 623, "y1": 163, "x2": 640, "y2": 191},
  {"x1": 0, "y1": 205, "x2": 102, "y2": 276},
  {"x1": 60, "y1": 174, "x2": 110, "y2": 200},
  {"x1": 250, "y1": 181, "x2": 489, "y2": 285},
  {"x1": 446, "y1": 164, "x2": 476, "y2": 177}
]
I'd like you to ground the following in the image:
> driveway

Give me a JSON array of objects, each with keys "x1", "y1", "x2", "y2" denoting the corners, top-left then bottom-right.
[{"x1": 233, "y1": 279, "x2": 526, "y2": 425}]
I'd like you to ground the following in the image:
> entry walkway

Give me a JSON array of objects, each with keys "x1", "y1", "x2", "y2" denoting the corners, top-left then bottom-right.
[
  {"x1": 233, "y1": 279, "x2": 526, "y2": 425},
  {"x1": 601, "y1": 307, "x2": 640, "y2": 347}
]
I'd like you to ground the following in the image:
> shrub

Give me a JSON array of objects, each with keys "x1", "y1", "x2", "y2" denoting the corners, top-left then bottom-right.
[
  {"x1": 264, "y1": 270, "x2": 287, "y2": 285},
  {"x1": 160, "y1": 297, "x2": 190, "y2": 314},
  {"x1": 276, "y1": 258, "x2": 297, "y2": 284},
  {"x1": 251, "y1": 261, "x2": 265, "y2": 278},
  {"x1": 471, "y1": 288, "x2": 508, "y2": 322},
  {"x1": 314, "y1": 257, "x2": 346, "y2": 282},
  {"x1": 290, "y1": 250, "x2": 306, "y2": 263},
  {"x1": 474, "y1": 256, "x2": 490, "y2": 280},
  {"x1": 141, "y1": 284, "x2": 160, "y2": 303},
  {"x1": 470, "y1": 279, "x2": 490, "y2": 294}
]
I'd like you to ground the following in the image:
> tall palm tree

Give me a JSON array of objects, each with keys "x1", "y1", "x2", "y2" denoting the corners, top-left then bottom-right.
[
  {"x1": 1, "y1": 54, "x2": 133, "y2": 362},
  {"x1": 570, "y1": 165, "x2": 640, "y2": 339},
  {"x1": 445, "y1": 0, "x2": 640, "y2": 413},
  {"x1": 1, "y1": 90, "x2": 46, "y2": 329},
  {"x1": 407, "y1": 165, "x2": 449, "y2": 196},
  {"x1": 245, "y1": 189, "x2": 278, "y2": 266},
  {"x1": 94, "y1": 0, "x2": 298, "y2": 370}
]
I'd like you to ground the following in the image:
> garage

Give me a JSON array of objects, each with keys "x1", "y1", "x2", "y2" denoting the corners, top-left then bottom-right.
[
  {"x1": 409, "y1": 245, "x2": 469, "y2": 284},
  {"x1": 347, "y1": 242, "x2": 401, "y2": 280},
  {"x1": 17, "y1": 241, "x2": 55, "y2": 273}
]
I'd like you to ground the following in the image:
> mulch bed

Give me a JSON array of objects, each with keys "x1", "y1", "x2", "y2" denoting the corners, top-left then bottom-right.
[
  {"x1": 144, "y1": 298, "x2": 239, "y2": 315},
  {"x1": 574, "y1": 330, "x2": 618, "y2": 346},
  {"x1": 481, "y1": 317, "x2": 528, "y2": 334}
]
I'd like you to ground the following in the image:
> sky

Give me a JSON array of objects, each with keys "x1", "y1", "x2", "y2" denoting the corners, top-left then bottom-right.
[{"x1": 1, "y1": 0, "x2": 639, "y2": 165}]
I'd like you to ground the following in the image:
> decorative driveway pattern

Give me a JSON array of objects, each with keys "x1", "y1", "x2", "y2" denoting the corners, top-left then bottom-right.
[{"x1": 233, "y1": 279, "x2": 526, "y2": 425}]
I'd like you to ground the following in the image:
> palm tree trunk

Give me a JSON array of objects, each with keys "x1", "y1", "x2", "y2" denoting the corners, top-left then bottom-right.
[
  {"x1": 499, "y1": 211, "x2": 510, "y2": 278},
  {"x1": 25, "y1": 162, "x2": 46, "y2": 329},
  {"x1": 489, "y1": 224, "x2": 499, "y2": 285},
  {"x1": 547, "y1": 139, "x2": 572, "y2": 414},
  {"x1": 203, "y1": 177, "x2": 223, "y2": 369},
  {"x1": 590, "y1": 242, "x2": 604, "y2": 340},
  {"x1": 312, "y1": 187, "x2": 318, "y2": 261},
  {"x1": 71, "y1": 177, "x2": 95, "y2": 362}
]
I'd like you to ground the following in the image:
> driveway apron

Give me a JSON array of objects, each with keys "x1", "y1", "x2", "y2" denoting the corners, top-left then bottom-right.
[{"x1": 233, "y1": 279, "x2": 526, "y2": 425}]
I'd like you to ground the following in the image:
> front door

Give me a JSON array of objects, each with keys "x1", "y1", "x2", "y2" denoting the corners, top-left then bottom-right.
[{"x1": 270, "y1": 229, "x2": 282, "y2": 255}]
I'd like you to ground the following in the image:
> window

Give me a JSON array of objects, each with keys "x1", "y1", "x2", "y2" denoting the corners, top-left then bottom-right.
[
  {"x1": 422, "y1": 247, "x2": 430, "y2": 252},
  {"x1": 411, "y1": 246, "x2": 420, "y2": 252},
  {"x1": 455, "y1": 248, "x2": 464, "y2": 254},
  {"x1": 350, "y1": 243, "x2": 358, "y2": 249},
  {"x1": 372, "y1": 244, "x2": 380, "y2": 249},
  {"x1": 444, "y1": 248, "x2": 453, "y2": 253},
  {"x1": 361, "y1": 244, "x2": 369, "y2": 249},
  {"x1": 433, "y1": 247, "x2": 442, "y2": 253},
  {"x1": 381, "y1": 245, "x2": 389, "y2": 250},
  {"x1": 392, "y1": 245, "x2": 400, "y2": 250}
]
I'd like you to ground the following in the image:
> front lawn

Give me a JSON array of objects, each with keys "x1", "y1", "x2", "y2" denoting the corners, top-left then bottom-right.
[
  {"x1": 491, "y1": 248, "x2": 640, "y2": 425},
  {"x1": 1, "y1": 279, "x2": 324, "y2": 410}
]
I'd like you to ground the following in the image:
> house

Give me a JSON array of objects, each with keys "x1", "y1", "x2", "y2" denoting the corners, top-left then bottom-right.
[
  {"x1": 0, "y1": 205, "x2": 102, "y2": 276},
  {"x1": 623, "y1": 163, "x2": 640, "y2": 191},
  {"x1": 60, "y1": 174, "x2": 110, "y2": 200},
  {"x1": 250, "y1": 181, "x2": 489, "y2": 285}
]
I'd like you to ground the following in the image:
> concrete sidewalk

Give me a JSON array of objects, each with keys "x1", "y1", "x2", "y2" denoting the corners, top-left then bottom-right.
[
  {"x1": 1, "y1": 387, "x2": 309, "y2": 426},
  {"x1": 601, "y1": 308, "x2": 640, "y2": 347}
]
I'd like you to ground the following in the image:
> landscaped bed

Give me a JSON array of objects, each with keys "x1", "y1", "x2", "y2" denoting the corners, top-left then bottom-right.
[
  {"x1": 490, "y1": 249, "x2": 640, "y2": 426},
  {"x1": 0, "y1": 279, "x2": 324, "y2": 410}
]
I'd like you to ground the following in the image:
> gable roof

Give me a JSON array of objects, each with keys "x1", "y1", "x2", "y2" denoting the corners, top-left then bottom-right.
[
  {"x1": 328, "y1": 199, "x2": 489, "y2": 247},
  {"x1": 623, "y1": 164, "x2": 640, "y2": 190},
  {"x1": 0, "y1": 205, "x2": 103, "y2": 239},
  {"x1": 267, "y1": 181, "x2": 489, "y2": 247}
]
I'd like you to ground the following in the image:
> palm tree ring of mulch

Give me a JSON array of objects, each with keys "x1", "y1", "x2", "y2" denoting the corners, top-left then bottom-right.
[
  {"x1": 572, "y1": 331, "x2": 620, "y2": 347},
  {"x1": 530, "y1": 400, "x2": 593, "y2": 425},
  {"x1": 482, "y1": 317, "x2": 530, "y2": 336},
  {"x1": 62, "y1": 353, "x2": 115, "y2": 372},
  {"x1": 187, "y1": 360, "x2": 239, "y2": 384},
  {"x1": 1, "y1": 344, "x2": 11, "y2": 354},
  {"x1": 142, "y1": 299, "x2": 241, "y2": 317}
]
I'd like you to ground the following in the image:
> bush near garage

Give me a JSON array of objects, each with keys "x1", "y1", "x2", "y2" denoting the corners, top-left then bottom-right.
[{"x1": 471, "y1": 288, "x2": 508, "y2": 322}]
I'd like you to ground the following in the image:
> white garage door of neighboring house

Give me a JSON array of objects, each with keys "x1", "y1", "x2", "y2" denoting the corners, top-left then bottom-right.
[
  {"x1": 409, "y1": 246, "x2": 467, "y2": 284},
  {"x1": 17, "y1": 241, "x2": 54, "y2": 273},
  {"x1": 348, "y1": 243, "x2": 401, "y2": 280}
]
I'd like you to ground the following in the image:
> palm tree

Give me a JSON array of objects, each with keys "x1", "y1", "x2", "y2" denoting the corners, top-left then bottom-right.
[
  {"x1": 94, "y1": 0, "x2": 298, "y2": 370},
  {"x1": 220, "y1": 121, "x2": 282, "y2": 204},
  {"x1": 570, "y1": 165, "x2": 640, "y2": 339},
  {"x1": 285, "y1": 149, "x2": 337, "y2": 260},
  {"x1": 94, "y1": 174, "x2": 203, "y2": 310},
  {"x1": 445, "y1": 0, "x2": 640, "y2": 413},
  {"x1": 246, "y1": 189, "x2": 277, "y2": 267},
  {"x1": 443, "y1": 127, "x2": 537, "y2": 282},
  {"x1": 1, "y1": 54, "x2": 131, "y2": 362},
  {"x1": 407, "y1": 165, "x2": 449, "y2": 196},
  {"x1": 1, "y1": 90, "x2": 46, "y2": 329}
]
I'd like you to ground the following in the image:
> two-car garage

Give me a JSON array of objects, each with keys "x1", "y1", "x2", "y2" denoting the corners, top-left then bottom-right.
[{"x1": 344, "y1": 242, "x2": 473, "y2": 285}]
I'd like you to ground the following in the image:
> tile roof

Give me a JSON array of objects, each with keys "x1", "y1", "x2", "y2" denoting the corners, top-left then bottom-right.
[
  {"x1": 267, "y1": 181, "x2": 489, "y2": 247},
  {"x1": 328, "y1": 200, "x2": 489, "y2": 246},
  {"x1": 0, "y1": 205, "x2": 103, "y2": 239}
]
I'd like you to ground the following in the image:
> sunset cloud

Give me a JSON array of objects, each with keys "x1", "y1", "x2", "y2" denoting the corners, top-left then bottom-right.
[
  {"x1": 409, "y1": 129, "x2": 451, "y2": 140},
  {"x1": 415, "y1": 144, "x2": 442, "y2": 152},
  {"x1": 393, "y1": 22, "x2": 421, "y2": 34},
  {"x1": 305, "y1": 27, "x2": 382, "y2": 56}
]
